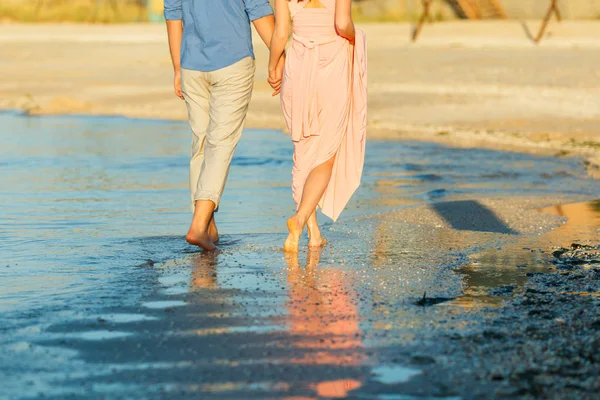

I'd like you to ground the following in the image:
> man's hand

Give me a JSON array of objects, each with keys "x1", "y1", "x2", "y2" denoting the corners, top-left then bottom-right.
[
  {"x1": 166, "y1": 19, "x2": 184, "y2": 99},
  {"x1": 174, "y1": 69, "x2": 184, "y2": 100},
  {"x1": 268, "y1": 54, "x2": 285, "y2": 96}
]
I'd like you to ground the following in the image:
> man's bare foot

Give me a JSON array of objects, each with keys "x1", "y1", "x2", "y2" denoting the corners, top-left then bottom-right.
[
  {"x1": 208, "y1": 217, "x2": 219, "y2": 243},
  {"x1": 186, "y1": 227, "x2": 216, "y2": 251},
  {"x1": 284, "y1": 216, "x2": 302, "y2": 252},
  {"x1": 188, "y1": 200, "x2": 217, "y2": 251}
]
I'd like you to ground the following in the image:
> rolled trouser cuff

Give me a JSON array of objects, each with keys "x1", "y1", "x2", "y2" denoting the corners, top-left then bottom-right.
[{"x1": 193, "y1": 191, "x2": 220, "y2": 211}]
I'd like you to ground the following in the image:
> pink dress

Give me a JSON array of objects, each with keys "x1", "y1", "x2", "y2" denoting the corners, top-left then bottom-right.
[{"x1": 281, "y1": 0, "x2": 367, "y2": 222}]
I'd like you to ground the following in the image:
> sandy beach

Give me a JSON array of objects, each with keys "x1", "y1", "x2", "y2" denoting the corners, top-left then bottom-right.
[
  {"x1": 1, "y1": 19, "x2": 600, "y2": 399},
  {"x1": 1, "y1": 21, "x2": 600, "y2": 174}
]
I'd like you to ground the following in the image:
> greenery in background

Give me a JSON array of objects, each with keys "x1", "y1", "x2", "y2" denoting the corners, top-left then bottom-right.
[{"x1": 0, "y1": 0, "x2": 148, "y2": 23}]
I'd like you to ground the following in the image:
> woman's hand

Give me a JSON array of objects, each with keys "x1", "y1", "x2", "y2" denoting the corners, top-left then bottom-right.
[
  {"x1": 268, "y1": 54, "x2": 286, "y2": 96},
  {"x1": 269, "y1": 0, "x2": 290, "y2": 96}
]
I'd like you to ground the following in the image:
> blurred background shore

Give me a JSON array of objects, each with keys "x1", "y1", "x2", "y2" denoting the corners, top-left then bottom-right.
[
  {"x1": 1, "y1": 1, "x2": 599, "y2": 175},
  {"x1": 2, "y1": 0, "x2": 600, "y2": 23}
]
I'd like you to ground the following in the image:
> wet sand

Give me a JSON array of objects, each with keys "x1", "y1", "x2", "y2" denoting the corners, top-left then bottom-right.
[
  {"x1": 1, "y1": 21, "x2": 600, "y2": 174},
  {"x1": 7, "y1": 196, "x2": 598, "y2": 399}
]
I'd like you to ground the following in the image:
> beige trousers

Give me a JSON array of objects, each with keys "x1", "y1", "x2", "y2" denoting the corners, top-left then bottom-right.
[{"x1": 181, "y1": 56, "x2": 255, "y2": 210}]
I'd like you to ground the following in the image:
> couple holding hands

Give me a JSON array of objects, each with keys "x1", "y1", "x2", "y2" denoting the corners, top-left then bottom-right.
[{"x1": 164, "y1": 0, "x2": 366, "y2": 252}]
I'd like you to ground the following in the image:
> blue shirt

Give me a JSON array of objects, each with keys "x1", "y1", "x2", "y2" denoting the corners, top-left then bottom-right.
[{"x1": 164, "y1": 0, "x2": 273, "y2": 72}]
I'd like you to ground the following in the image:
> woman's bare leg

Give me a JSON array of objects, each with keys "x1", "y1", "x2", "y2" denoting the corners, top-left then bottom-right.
[
  {"x1": 284, "y1": 155, "x2": 336, "y2": 252},
  {"x1": 307, "y1": 210, "x2": 327, "y2": 248}
]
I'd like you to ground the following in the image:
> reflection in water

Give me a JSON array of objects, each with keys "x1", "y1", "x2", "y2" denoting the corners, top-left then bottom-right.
[
  {"x1": 455, "y1": 199, "x2": 600, "y2": 308},
  {"x1": 453, "y1": 244, "x2": 548, "y2": 308},
  {"x1": 141, "y1": 300, "x2": 186, "y2": 309},
  {"x1": 540, "y1": 200, "x2": 600, "y2": 242},
  {"x1": 371, "y1": 365, "x2": 422, "y2": 385},
  {"x1": 190, "y1": 252, "x2": 218, "y2": 290},
  {"x1": 157, "y1": 250, "x2": 367, "y2": 398},
  {"x1": 285, "y1": 250, "x2": 364, "y2": 399}
]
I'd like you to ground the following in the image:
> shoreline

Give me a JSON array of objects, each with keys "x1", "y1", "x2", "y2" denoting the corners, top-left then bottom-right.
[
  {"x1": 2, "y1": 21, "x2": 600, "y2": 175},
  {"x1": 10, "y1": 106, "x2": 600, "y2": 177}
]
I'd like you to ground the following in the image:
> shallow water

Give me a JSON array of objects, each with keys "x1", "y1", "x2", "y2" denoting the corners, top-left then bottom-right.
[{"x1": 1, "y1": 112, "x2": 599, "y2": 399}]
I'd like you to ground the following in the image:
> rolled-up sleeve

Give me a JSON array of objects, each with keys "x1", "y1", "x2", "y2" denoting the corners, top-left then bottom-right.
[
  {"x1": 244, "y1": 0, "x2": 273, "y2": 21},
  {"x1": 164, "y1": 0, "x2": 182, "y2": 20}
]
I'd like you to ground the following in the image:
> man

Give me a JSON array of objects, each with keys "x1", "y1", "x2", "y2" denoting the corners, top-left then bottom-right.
[{"x1": 164, "y1": 0, "x2": 283, "y2": 250}]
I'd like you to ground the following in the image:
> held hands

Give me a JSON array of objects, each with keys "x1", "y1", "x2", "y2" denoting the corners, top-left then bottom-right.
[
  {"x1": 174, "y1": 69, "x2": 184, "y2": 100},
  {"x1": 268, "y1": 54, "x2": 286, "y2": 96}
]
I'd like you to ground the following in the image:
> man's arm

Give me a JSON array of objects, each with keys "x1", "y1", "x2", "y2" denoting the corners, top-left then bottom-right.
[
  {"x1": 245, "y1": 0, "x2": 285, "y2": 95},
  {"x1": 252, "y1": 15, "x2": 275, "y2": 49},
  {"x1": 244, "y1": 0, "x2": 275, "y2": 49},
  {"x1": 164, "y1": 0, "x2": 184, "y2": 99}
]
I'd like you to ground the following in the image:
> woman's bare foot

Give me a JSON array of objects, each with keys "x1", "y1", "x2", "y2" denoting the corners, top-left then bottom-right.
[
  {"x1": 307, "y1": 213, "x2": 327, "y2": 248},
  {"x1": 284, "y1": 216, "x2": 302, "y2": 252},
  {"x1": 307, "y1": 225, "x2": 327, "y2": 248},
  {"x1": 308, "y1": 234, "x2": 328, "y2": 248}
]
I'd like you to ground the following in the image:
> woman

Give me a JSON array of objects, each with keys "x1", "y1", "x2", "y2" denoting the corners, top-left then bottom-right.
[{"x1": 269, "y1": 0, "x2": 367, "y2": 252}]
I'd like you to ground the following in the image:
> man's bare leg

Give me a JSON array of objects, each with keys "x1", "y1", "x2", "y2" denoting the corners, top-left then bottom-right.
[
  {"x1": 186, "y1": 200, "x2": 216, "y2": 251},
  {"x1": 208, "y1": 213, "x2": 219, "y2": 243}
]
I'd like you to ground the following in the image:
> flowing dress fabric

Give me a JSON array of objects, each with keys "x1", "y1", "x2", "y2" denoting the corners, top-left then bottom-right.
[{"x1": 281, "y1": 0, "x2": 367, "y2": 222}]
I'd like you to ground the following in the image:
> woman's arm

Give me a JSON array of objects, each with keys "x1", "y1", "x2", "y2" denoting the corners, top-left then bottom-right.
[
  {"x1": 269, "y1": 0, "x2": 290, "y2": 76},
  {"x1": 267, "y1": 0, "x2": 290, "y2": 95},
  {"x1": 335, "y1": 0, "x2": 355, "y2": 44}
]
